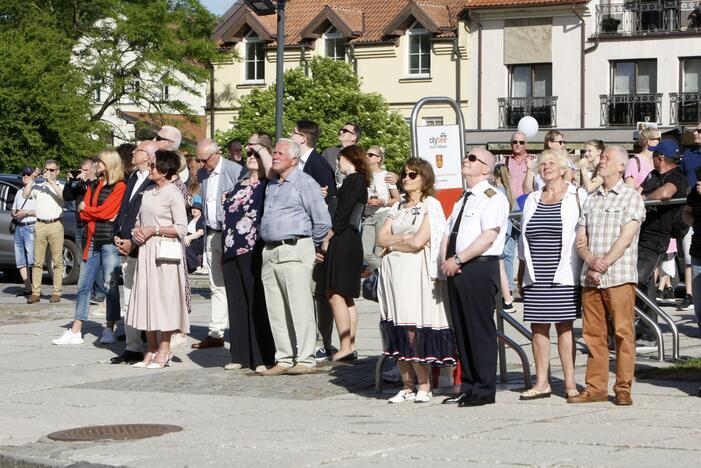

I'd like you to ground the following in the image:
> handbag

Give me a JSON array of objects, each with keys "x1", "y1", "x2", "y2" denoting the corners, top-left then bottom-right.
[
  {"x1": 362, "y1": 269, "x2": 379, "y2": 302},
  {"x1": 156, "y1": 237, "x2": 182, "y2": 263},
  {"x1": 9, "y1": 197, "x2": 30, "y2": 235}
]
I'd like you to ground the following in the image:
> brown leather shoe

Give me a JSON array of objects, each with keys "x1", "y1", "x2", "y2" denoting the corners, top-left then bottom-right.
[
  {"x1": 567, "y1": 390, "x2": 608, "y2": 404},
  {"x1": 27, "y1": 294, "x2": 40, "y2": 304},
  {"x1": 286, "y1": 364, "x2": 319, "y2": 375},
  {"x1": 190, "y1": 336, "x2": 224, "y2": 349},
  {"x1": 258, "y1": 364, "x2": 289, "y2": 376},
  {"x1": 614, "y1": 391, "x2": 633, "y2": 406},
  {"x1": 49, "y1": 294, "x2": 61, "y2": 303}
]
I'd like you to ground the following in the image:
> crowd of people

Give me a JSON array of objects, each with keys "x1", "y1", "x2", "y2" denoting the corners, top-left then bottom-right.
[{"x1": 12, "y1": 118, "x2": 701, "y2": 406}]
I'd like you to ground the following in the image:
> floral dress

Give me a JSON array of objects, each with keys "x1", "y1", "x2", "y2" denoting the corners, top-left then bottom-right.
[{"x1": 222, "y1": 179, "x2": 267, "y2": 259}]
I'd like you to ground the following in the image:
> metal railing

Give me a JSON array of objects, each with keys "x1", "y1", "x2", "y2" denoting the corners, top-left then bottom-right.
[
  {"x1": 498, "y1": 96, "x2": 558, "y2": 129},
  {"x1": 670, "y1": 92, "x2": 701, "y2": 124},
  {"x1": 600, "y1": 93, "x2": 663, "y2": 126},
  {"x1": 596, "y1": 1, "x2": 701, "y2": 36}
]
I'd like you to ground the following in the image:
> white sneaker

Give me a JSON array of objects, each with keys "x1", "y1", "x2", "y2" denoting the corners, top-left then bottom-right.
[
  {"x1": 99, "y1": 329, "x2": 116, "y2": 345},
  {"x1": 52, "y1": 330, "x2": 84, "y2": 345},
  {"x1": 224, "y1": 362, "x2": 243, "y2": 370},
  {"x1": 388, "y1": 389, "x2": 416, "y2": 404},
  {"x1": 414, "y1": 390, "x2": 433, "y2": 403}
]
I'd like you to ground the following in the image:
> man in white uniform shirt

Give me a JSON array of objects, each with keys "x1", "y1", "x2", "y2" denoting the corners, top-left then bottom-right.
[
  {"x1": 192, "y1": 138, "x2": 242, "y2": 349},
  {"x1": 440, "y1": 147, "x2": 509, "y2": 407},
  {"x1": 25, "y1": 160, "x2": 65, "y2": 304}
]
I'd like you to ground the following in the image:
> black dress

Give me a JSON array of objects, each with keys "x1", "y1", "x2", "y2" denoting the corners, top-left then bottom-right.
[{"x1": 326, "y1": 172, "x2": 368, "y2": 298}]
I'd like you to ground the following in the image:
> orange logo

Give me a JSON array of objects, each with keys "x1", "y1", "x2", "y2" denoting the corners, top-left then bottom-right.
[{"x1": 436, "y1": 154, "x2": 444, "y2": 168}]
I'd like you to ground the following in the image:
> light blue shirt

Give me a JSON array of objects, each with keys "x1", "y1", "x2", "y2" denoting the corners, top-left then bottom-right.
[{"x1": 260, "y1": 168, "x2": 331, "y2": 245}]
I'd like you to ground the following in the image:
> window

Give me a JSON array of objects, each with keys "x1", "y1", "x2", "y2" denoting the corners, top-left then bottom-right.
[
  {"x1": 160, "y1": 85, "x2": 169, "y2": 101},
  {"x1": 407, "y1": 22, "x2": 430, "y2": 76},
  {"x1": 243, "y1": 31, "x2": 265, "y2": 82},
  {"x1": 676, "y1": 57, "x2": 701, "y2": 124},
  {"x1": 0, "y1": 182, "x2": 17, "y2": 211},
  {"x1": 509, "y1": 64, "x2": 552, "y2": 98},
  {"x1": 323, "y1": 27, "x2": 345, "y2": 61},
  {"x1": 683, "y1": 58, "x2": 701, "y2": 93},
  {"x1": 423, "y1": 117, "x2": 443, "y2": 126},
  {"x1": 612, "y1": 60, "x2": 657, "y2": 95}
]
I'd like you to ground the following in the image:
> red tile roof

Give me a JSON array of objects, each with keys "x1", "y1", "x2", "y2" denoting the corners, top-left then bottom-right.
[
  {"x1": 119, "y1": 112, "x2": 207, "y2": 144},
  {"x1": 468, "y1": 0, "x2": 587, "y2": 7},
  {"x1": 215, "y1": 0, "x2": 470, "y2": 46}
]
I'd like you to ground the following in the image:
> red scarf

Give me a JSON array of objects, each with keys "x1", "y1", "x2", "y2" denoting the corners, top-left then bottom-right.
[{"x1": 80, "y1": 179, "x2": 126, "y2": 261}]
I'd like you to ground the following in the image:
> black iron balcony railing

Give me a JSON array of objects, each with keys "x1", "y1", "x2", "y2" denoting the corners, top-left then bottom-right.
[
  {"x1": 498, "y1": 96, "x2": 558, "y2": 129},
  {"x1": 670, "y1": 92, "x2": 701, "y2": 124},
  {"x1": 600, "y1": 93, "x2": 662, "y2": 126},
  {"x1": 596, "y1": 0, "x2": 701, "y2": 36}
]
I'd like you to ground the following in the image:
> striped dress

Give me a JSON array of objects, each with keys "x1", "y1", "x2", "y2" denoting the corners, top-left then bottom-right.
[{"x1": 523, "y1": 201, "x2": 579, "y2": 323}]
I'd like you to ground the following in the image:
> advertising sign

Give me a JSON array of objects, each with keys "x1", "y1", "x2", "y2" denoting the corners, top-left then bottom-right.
[{"x1": 415, "y1": 125, "x2": 463, "y2": 190}]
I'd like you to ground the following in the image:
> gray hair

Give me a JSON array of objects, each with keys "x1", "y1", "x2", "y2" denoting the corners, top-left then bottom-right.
[
  {"x1": 277, "y1": 138, "x2": 302, "y2": 160},
  {"x1": 44, "y1": 159, "x2": 59, "y2": 169},
  {"x1": 606, "y1": 145, "x2": 630, "y2": 168},
  {"x1": 537, "y1": 149, "x2": 569, "y2": 171}
]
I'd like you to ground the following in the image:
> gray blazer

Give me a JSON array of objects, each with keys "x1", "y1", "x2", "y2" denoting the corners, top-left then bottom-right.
[{"x1": 197, "y1": 158, "x2": 242, "y2": 230}]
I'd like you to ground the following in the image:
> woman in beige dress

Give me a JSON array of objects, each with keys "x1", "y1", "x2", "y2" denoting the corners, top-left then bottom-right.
[{"x1": 127, "y1": 150, "x2": 189, "y2": 369}]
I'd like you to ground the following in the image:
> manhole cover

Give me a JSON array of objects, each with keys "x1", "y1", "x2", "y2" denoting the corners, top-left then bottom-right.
[{"x1": 47, "y1": 424, "x2": 182, "y2": 441}]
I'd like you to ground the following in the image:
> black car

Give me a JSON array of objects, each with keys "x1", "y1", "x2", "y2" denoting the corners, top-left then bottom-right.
[{"x1": 0, "y1": 174, "x2": 81, "y2": 285}]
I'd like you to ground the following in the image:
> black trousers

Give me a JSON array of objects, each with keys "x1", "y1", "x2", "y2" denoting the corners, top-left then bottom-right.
[
  {"x1": 635, "y1": 241, "x2": 665, "y2": 341},
  {"x1": 447, "y1": 259, "x2": 500, "y2": 397},
  {"x1": 222, "y1": 246, "x2": 275, "y2": 369}
]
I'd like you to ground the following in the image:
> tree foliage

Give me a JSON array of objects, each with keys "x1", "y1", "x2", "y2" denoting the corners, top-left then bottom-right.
[
  {"x1": 217, "y1": 58, "x2": 411, "y2": 173},
  {"x1": 0, "y1": 0, "x2": 222, "y2": 172}
]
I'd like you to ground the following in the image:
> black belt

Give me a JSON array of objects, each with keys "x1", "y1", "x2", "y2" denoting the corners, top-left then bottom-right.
[
  {"x1": 37, "y1": 218, "x2": 61, "y2": 224},
  {"x1": 465, "y1": 255, "x2": 499, "y2": 264},
  {"x1": 208, "y1": 228, "x2": 222, "y2": 233},
  {"x1": 18, "y1": 221, "x2": 36, "y2": 226},
  {"x1": 266, "y1": 236, "x2": 309, "y2": 248}
]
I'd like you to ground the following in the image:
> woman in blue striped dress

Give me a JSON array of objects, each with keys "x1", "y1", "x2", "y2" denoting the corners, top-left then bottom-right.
[{"x1": 517, "y1": 149, "x2": 587, "y2": 400}]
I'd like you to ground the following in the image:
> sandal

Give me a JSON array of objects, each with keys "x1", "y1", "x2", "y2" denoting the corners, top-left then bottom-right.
[
  {"x1": 519, "y1": 386, "x2": 552, "y2": 400},
  {"x1": 564, "y1": 388, "x2": 579, "y2": 399}
]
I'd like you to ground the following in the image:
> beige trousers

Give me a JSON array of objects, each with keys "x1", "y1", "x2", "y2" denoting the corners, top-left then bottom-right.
[
  {"x1": 31, "y1": 221, "x2": 63, "y2": 296},
  {"x1": 206, "y1": 232, "x2": 228, "y2": 338}
]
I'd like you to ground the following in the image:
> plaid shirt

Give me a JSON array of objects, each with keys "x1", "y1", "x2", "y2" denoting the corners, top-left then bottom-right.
[{"x1": 578, "y1": 179, "x2": 645, "y2": 288}]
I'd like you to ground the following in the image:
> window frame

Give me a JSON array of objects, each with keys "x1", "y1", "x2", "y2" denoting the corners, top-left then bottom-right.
[
  {"x1": 681, "y1": 57, "x2": 701, "y2": 93},
  {"x1": 242, "y1": 30, "x2": 265, "y2": 84},
  {"x1": 406, "y1": 21, "x2": 431, "y2": 78},
  {"x1": 322, "y1": 26, "x2": 346, "y2": 62},
  {"x1": 508, "y1": 63, "x2": 553, "y2": 99},
  {"x1": 610, "y1": 59, "x2": 657, "y2": 95}
]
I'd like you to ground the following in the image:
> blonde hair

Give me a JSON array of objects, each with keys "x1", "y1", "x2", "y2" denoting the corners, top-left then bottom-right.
[
  {"x1": 493, "y1": 164, "x2": 514, "y2": 211},
  {"x1": 99, "y1": 149, "x2": 125, "y2": 185},
  {"x1": 367, "y1": 145, "x2": 386, "y2": 163},
  {"x1": 537, "y1": 149, "x2": 569, "y2": 172},
  {"x1": 637, "y1": 127, "x2": 660, "y2": 149}
]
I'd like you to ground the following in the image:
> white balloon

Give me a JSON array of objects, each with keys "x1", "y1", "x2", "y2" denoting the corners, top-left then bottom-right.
[{"x1": 517, "y1": 116, "x2": 539, "y2": 139}]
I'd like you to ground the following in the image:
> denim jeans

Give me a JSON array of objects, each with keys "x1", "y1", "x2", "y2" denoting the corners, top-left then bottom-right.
[
  {"x1": 74, "y1": 242, "x2": 121, "y2": 322},
  {"x1": 502, "y1": 224, "x2": 518, "y2": 293},
  {"x1": 76, "y1": 225, "x2": 106, "y2": 300},
  {"x1": 691, "y1": 257, "x2": 701, "y2": 337},
  {"x1": 13, "y1": 224, "x2": 35, "y2": 268}
]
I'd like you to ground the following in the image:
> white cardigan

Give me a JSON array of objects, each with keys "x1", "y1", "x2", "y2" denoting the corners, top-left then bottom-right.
[{"x1": 518, "y1": 184, "x2": 586, "y2": 287}]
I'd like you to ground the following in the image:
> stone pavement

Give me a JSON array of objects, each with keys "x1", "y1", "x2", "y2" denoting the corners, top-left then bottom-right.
[{"x1": 0, "y1": 280, "x2": 700, "y2": 467}]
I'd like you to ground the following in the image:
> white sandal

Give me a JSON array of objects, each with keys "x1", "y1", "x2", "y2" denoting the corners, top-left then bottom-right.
[{"x1": 388, "y1": 389, "x2": 416, "y2": 404}]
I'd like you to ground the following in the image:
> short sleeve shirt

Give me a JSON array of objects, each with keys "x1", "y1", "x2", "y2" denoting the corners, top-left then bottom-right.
[
  {"x1": 578, "y1": 179, "x2": 646, "y2": 288},
  {"x1": 624, "y1": 154, "x2": 654, "y2": 189}
]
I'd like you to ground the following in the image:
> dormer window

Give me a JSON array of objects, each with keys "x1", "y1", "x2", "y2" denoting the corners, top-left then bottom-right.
[
  {"x1": 323, "y1": 26, "x2": 346, "y2": 61},
  {"x1": 407, "y1": 22, "x2": 430, "y2": 77},
  {"x1": 243, "y1": 31, "x2": 265, "y2": 82}
]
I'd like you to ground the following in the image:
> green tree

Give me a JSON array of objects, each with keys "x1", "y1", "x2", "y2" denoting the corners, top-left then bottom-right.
[{"x1": 217, "y1": 58, "x2": 411, "y2": 173}]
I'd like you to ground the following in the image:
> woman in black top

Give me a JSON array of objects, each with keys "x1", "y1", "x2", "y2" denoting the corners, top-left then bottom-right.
[{"x1": 319, "y1": 145, "x2": 371, "y2": 361}]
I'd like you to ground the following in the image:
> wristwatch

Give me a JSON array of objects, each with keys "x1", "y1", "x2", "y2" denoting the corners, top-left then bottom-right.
[{"x1": 453, "y1": 254, "x2": 463, "y2": 266}]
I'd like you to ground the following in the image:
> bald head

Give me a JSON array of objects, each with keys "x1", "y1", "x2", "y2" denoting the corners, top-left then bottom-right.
[
  {"x1": 155, "y1": 125, "x2": 182, "y2": 150},
  {"x1": 473, "y1": 147, "x2": 496, "y2": 172},
  {"x1": 196, "y1": 138, "x2": 222, "y2": 171},
  {"x1": 139, "y1": 140, "x2": 158, "y2": 157}
]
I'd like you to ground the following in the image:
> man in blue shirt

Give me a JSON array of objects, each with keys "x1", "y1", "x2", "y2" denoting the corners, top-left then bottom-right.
[
  {"x1": 259, "y1": 138, "x2": 331, "y2": 375},
  {"x1": 677, "y1": 123, "x2": 701, "y2": 311}
]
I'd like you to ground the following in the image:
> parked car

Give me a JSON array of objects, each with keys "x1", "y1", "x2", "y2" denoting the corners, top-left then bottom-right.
[{"x1": 0, "y1": 174, "x2": 81, "y2": 285}]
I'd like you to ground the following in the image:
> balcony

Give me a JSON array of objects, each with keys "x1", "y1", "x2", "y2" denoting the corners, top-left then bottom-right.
[
  {"x1": 600, "y1": 93, "x2": 662, "y2": 126},
  {"x1": 670, "y1": 92, "x2": 701, "y2": 124},
  {"x1": 497, "y1": 96, "x2": 558, "y2": 129},
  {"x1": 596, "y1": 1, "x2": 701, "y2": 36}
]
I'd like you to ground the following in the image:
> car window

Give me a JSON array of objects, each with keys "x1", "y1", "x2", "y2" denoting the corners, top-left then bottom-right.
[{"x1": 0, "y1": 182, "x2": 17, "y2": 211}]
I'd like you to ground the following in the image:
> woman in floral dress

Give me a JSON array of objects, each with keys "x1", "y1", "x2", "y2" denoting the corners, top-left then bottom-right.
[{"x1": 221, "y1": 133, "x2": 275, "y2": 372}]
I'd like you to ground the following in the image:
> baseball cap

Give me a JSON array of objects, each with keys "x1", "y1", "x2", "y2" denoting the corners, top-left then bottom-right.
[
  {"x1": 649, "y1": 140, "x2": 680, "y2": 160},
  {"x1": 191, "y1": 202, "x2": 203, "y2": 211},
  {"x1": 21, "y1": 167, "x2": 33, "y2": 176}
]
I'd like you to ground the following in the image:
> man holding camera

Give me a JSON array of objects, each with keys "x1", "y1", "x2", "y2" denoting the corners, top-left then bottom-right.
[{"x1": 23, "y1": 160, "x2": 65, "y2": 304}]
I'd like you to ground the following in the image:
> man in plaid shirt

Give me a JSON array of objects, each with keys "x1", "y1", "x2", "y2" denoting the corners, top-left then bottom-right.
[{"x1": 572, "y1": 145, "x2": 645, "y2": 406}]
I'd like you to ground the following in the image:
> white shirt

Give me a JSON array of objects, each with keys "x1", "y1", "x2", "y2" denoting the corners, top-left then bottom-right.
[
  {"x1": 518, "y1": 184, "x2": 587, "y2": 287},
  {"x1": 298, "y1": 148, "x2": 313, "y2": 171},
  {"x1": 444, "y1": 179, "x2": 509, "y2": 256},
  {"x1": 205, "y1": 157, "x2": 223, "y2": 230},
  {"x1": 129, "y1": 169, "x2": 149, "y2": 201},
  {"x1": 365, "y1": 170, "x2": 397, "y2": 216},
  {"x1": 12, "y1": 189, "x2": 37, "y2": 223},
  {"x1": 29, "y1": 181, "x2": 64, "y2": 220}
]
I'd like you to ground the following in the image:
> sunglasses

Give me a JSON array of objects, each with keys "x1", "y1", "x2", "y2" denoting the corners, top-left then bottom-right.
[
  {"x1": 339, "y1": 128, "x2": 355, "y2": 136},
  {"x1": 465, "y1": 154, "x2": 488, "y2": 166},
  {"x1": 551, "y1": 140, "x2": 566, "y2": 145},
  {"x1": 693, "y1": 129, "x2": 701, "y2": 134},
  {"x1": 400, "y1": 171, "x2": 419, "y2": 180},
  {"x1": 148, "y1": 162, "x2": 157, "y2": 170},
  {"x1": 511, "y1": 140, "x2": 525, "y2": 145},
  {"x1": 154, "y1": 134, "x2": 173, "y2": 143},
  {"x1": 197, "y1": 151, "x2": 217, "y2": 163},
  {"x1": 246, "y1": 147, "x2": 260, "y2": 158},
  {"x1": 648, "y1": 137, "x2": 661, "y2": 141},
  {"x1": 44, "y1": 168, "x2": 58, "y2": 172}
]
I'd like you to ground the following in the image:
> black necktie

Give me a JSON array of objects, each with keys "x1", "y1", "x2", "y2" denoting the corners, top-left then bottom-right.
[{"x1": 446, "y1": 191, "x2": 472, "y2": 258}]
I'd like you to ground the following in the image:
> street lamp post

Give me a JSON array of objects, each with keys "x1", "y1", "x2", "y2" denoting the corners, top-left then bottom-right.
[{"x1": 244, "y1": 0, "x2": 286, "y2": 141}]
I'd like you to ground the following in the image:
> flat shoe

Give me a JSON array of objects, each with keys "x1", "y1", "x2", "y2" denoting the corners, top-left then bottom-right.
[
  {"x1": 414, "y1": 390, "x2": 433, "y2": 403},
  {"x1": 564, "y1": 388, "x2": 579, "y2": 399},
  {"x1": 388, "y1": 389, "x2": 415, "y2": 404},
  {"x1": 331, "y1": 351, "x2": 358, "y2": 362},
  {"x1": 520, "y1": 386, "x2": 552, "y2": 400}
]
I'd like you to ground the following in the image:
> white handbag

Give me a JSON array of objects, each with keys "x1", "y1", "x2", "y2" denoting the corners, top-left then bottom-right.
[{"x1": 156, "y1": 237, "x2": 182, "y2": 263}]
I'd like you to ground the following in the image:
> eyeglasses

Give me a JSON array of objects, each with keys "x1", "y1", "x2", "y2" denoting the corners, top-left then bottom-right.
[
  {"x1": 154, "y1": 134, "x2": 173, "y2": 143},
  {"x1": 197, "y1": 151, "x2": 217, "y2": 163},
  {"x1": 148, "y1": 162, "x2": 157, "y2": 170},
  {"x1": 44, "y1": 168, "x2": 58, "y2": 172},
  {"x1": 246, "y1": 147, "x2": 260, "y2": 158},
  {"x1": 339, "y1": 128, "x2": 355, "y2": 136},
  {"x1": 292, "y1": 130, "x2": 306, "y2": 139},
  {"x1": 693, "y1": 129, "x2": 701, "y2": 134},
  {"x1": 511, "y1": 140, "x2": 525, "y2": 145},
  {"x1": 367, "y1": 153, "x2": 380, "y2": 158},
  {"x1": 400, "y1": 171, "x2": 419, "y2": 180},
  {"x1": 551, "y1": 140, "x2": 566, "y2": 145},
  {"x1": 465, "y1": 154, "x2": 488, "y2": 166},
  {"x1": 648, "y1": 137, "x2": 661, "y2": 141}
]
